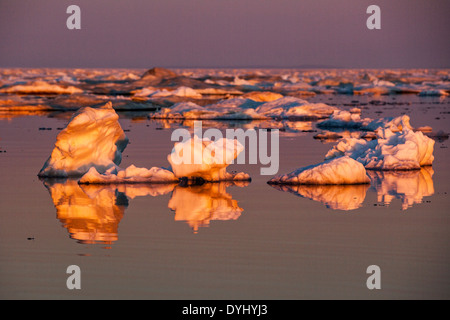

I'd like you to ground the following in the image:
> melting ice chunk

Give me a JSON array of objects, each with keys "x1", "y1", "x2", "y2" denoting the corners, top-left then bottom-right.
[
  {"x1": 317, "y1": 109, "x2": 371, "y2": 129},
  {"x1": 79, "y1": 165, "x2": 179, "y2": 184},
  {"x1": 150, "y1": 96, "x2": 337, "y2": 120},
  {"x1": 325, "y1": 127, "x2": 435, "y2": 170},
  {"x1": 268, "y1": 156, "x2": 370, "y2": 185},
  {"x1": 0, "y1": 81, "x2": 83, "y2": 95},
  {"x1": 38, "y1": 102, "x2": 129, "y2": 177},
  {"x1": 168, "y1": 135, "x2": 251, "y2": 182},
  {"x1": 361, "y1": 115, "x2": 413, "y2": 132}
]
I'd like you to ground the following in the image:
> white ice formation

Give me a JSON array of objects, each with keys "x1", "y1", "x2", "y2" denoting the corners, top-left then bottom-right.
[
  {"x1": 1, "y1": 81, "x2": 83, "y2": 95},
  {"x1": 79, "y1": 165, "x2": 178, "y2": 184},
  {"x1": 38, "y1": 101, "x2": 250, "y2": 182},
  {"x1": 38, "y1": 102, "x2": 129, "y2": 177},
  {"x1": 168, "y1": 135, "x2": 251, "y2": 182},
  {"x1": 325, "y1": 127, "x2": 434, "y2": 170},
  {"x1": 268, "y1": 156, "x2": 370, "y2": 185},
  {"x1": 150, "y1": 97, "x2": 337, "y2": 120}
]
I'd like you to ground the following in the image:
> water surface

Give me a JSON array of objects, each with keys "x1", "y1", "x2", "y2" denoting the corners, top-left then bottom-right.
[{"x1": 0, "y1": 72, "x2": 449, "y2": 299}]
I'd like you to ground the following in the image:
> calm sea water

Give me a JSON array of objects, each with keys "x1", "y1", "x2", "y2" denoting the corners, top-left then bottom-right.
[{"x1": 0, "y1": 93, "x2": 449, "y2": 299}]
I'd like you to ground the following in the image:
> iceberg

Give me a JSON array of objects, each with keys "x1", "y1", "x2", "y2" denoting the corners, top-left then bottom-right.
[
  {"x1": 140, "y1": 67, "x2": 178, "y2": 80},
  {"x1": 195, "y1": 87, "x2": 243, "y2": 96},
  {"x1": 255, "y1": 97, "x2": 337, "y2": 120},
  {"x1": 268, "y1": 156, "x2": 370, "y2": 185},
  {"x1": 38, "y1": 102, "x2": 129, "y2": 177},
  {"x1": 150, "y1": 102, "x2": 220, "y2": 119},
  {"x1": 151, "y1": 101, "x2": 260, "y2": 120},
  {"x1": 418, "y1": 89, "x2": 449, "y2": 96},
  {"x1": 361, "y1": 115, "x2": 413, "y2": 132},
  {"x1": 149, "y1": 96, "x2": 336, "y2": 120},
  {"x1": 317, "y1": 109, "x2": 371, "y2": 129},
  {"x1": 37, "y1": 102, "x2": 251, "y2": 183},
  {"x1": 353, "y1": 85, "x2": 392, "y2": 96},
  {"x1": 325, "y1": 127, "x2": 435, "y2": 170},
  {"x1": 168, "y1": 135, "x2": 251, "y2": 182},
  {"x1": 317, "y1": 112, "x2": 413, "y2": 133},
  {"x1": 242, "y1": 91, "x2": 284, "y2": 102},
  {"x1": 0, "y1": 81, "x2": 83, "y2": 95},
  {"x1": 169, "y1": 86, "x2": 203, "y2": 98},
  {"x1": 134, "y1": 86, "x2": 203, "y2": 99}
]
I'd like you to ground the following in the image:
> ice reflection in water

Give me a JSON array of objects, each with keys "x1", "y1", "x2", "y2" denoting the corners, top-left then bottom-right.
[
  {"x1": 368, "y1": 167, "x2": 435, "y2": 210},
  {"x1": 270, "y1": 167, "x2": 435, "y2": 211},
  {"x1": 43, "y1": 180, "x2": 129, "y2": 245},
  {"x1": 269, "y1": 184, "x2": 369, "y2": 211},
  {"x1": 42, "y1": 179, "x2": 247, "y2": 244},
  {"x1": 169, "y1": 182, "x2": 248, "y2": 233}
]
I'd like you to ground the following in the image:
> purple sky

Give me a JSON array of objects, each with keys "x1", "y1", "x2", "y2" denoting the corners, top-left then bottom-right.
[{"x1": 0, "y1": 0, "x2": 449, "y2": 68}]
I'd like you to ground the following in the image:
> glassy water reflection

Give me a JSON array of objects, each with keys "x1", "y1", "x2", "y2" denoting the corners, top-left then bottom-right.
[
  {"x1": 269, "y1": 183, "x2": 369, "y2": 211},
  {"x1": 169, "y1": 182, "x2": 249, "y2": 233},
  {"x1": 42, "y1": 179, "x2": 249, "y2": 244},
  {"x1": 43, "y1": 180, "x2": 129, "y2": 245},
  {"x1": 43, "y1": 166, "x2": 435, "y2": 247},
  {"x1": 367, "y1": 167, "x2": 435, "y2": 210},
  {"x1": 269, "y1": 167, "x2": 435, "y2": 211}
]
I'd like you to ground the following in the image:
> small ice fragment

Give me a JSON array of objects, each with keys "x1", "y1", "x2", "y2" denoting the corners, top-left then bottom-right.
[
  {"x1": 361, "y1": 115, "x2": 413, "y2": 132},
  {"x1": 0, "y1": 81, "x2": 83, "y2": 95},
  {"x1": 317, "y1": 110, "x2": 371, "y2": 129},
  {"x1": 418, "y1": 89, "x2": 449, "y2": 96},
  {"x1": 79, "y1": 165, "x2": 179, "y2": 184}
]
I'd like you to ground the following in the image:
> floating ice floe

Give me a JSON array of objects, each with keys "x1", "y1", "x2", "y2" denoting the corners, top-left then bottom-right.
[
  {"x1": 272, "y1": 81, "x2": 312, "y2": 92},
  {"x1": 317, "y1": 109, "x2": 371, "y2": 129},
  {"x1": 79, "y1": 165, "x2": 178, "y2": 184},
  {"x1": 133, "y1": 86, "x2": 203, "y2": 99},
  {"x1": 168, "y1": 135, "x2": 251, "y2": 182},
  {"x1": 351, "y1": 80, "x2": 396, "y2": 95},
  {"x1": 325, "y1": 127, "x2": 435, "y2": 170},
  {"x1": 254, "y1": 97, "x2": 337, "y2": 119},
  {"x1": 38, "y1": 102, "x2": 129, "y2": 177},
  {"x1": 209, "y1": 97, "x2": 261, "y2": 109},
  {"x1": 389, "y1": 84, "x2": 423, "y2": 94},
  {"x1": 317, "y1": 111, "x2": 413, "y2": 132},
  {"x1": 0, "y1": 81, "x2": 83, "y2": 95},
  {"x1": 268, "y1": 156, "x2": 370, "y2": 185},
  {"x1": 361, "y1": 115, "x2": 413, "y2": 132},
  {"x1": 150, "y1": 96, "x2": 337, "y2": 120},
  {"x1": 38, "y1": 100, "x2": 251, "y2": 182},
  {"x1": 242, "y1": 91, "x2": 284, "y2": 102},
  {"x1": 230, "y1": 76, "x2": 261, "y2": 90},
  {"x1": 418, "y1": 89, "x2": 449, "y2": 96},
  {"x1": 150, "y1": 101, "x2": 260, "y2": 120},
  {"x1": 195, "y1": 87, "x2": 243, "y2": 96}
]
